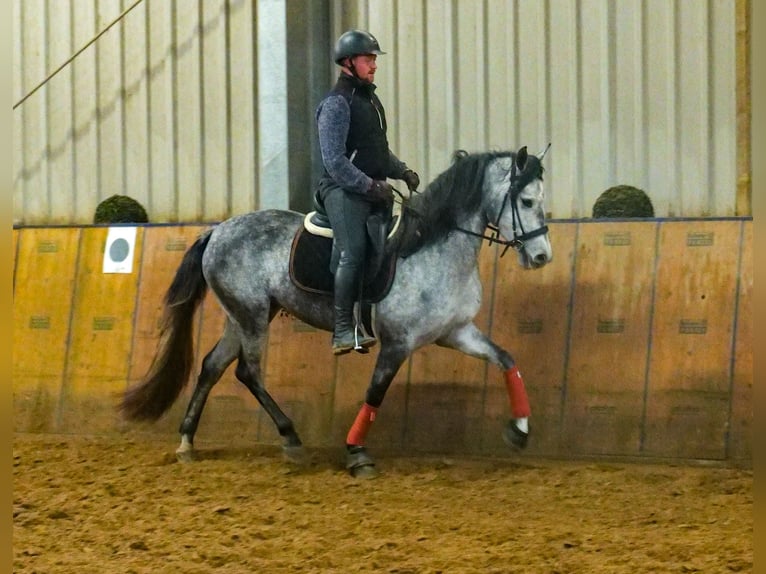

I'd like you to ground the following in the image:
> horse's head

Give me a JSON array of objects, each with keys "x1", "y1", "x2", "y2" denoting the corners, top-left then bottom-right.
[{"x1": 489, "y1": 145, "x2": 553, "y2": 269}]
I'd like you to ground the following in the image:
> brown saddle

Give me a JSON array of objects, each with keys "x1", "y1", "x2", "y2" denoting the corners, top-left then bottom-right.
[{"x1": 288, "y1": 211, "x2": 402, "y2": 303}]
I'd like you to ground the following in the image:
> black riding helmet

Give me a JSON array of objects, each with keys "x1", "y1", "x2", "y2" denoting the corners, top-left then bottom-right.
[{"x1": 333, "y1": 29, "x2": 386, "y2": 64}]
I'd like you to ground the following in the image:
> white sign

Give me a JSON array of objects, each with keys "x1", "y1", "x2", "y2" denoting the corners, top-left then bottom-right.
[{"x1": 103, "y1": 226, "x2": 137, "y2": 274}]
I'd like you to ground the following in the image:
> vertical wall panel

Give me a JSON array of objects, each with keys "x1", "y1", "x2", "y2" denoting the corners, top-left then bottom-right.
[
  {"x1": 728, "y1": 220, "x2": 751, "y2": 462},
  {"x1": 147, "y1": 0, "x2": 177, "y2": 221},
  {"x1": 13, "y1": 0, "x2": 23, "y2": 223},
  {"x1": 710, "y1": 0, "x2": 738, "y2": 216},
  {"x1": 677, "y1": 0, "x2": 710, "y2": 216},
  {"x1": 454, "y1": 1, "x2": 486, "y2": 150},
  {"x1": 548, "y1": 0, "x2": 579, "y2": 217},
  {"x1": 13, "y1": 228, "x2": 80, "y2": 432},
  {"x1": 46, "y1": 1, "x2": 74, "y2": 223},
  {"x1": 483, "y1": 222, "x2": 577, "y2": 456},
  {"x1": 96, "y1": 0, "x2": 126, "y2": 204},
  {"x1": 201, "y1": 0, "x2": 230, "y2": 221},
  {"x1": 61, "y1": 227, "x2": 143, "y2": 433},
  {"x1": 614, "y1": 0, "x2": 646, "y2": 187},
  {"x1": 72, "y1": 1, "x2": 99, "y2": 222},
  {"x1": 229, "y1": 0, "x2": 257, "y2": 216},
  {"x1": 19, "y1": 0, "x2": 49, "y2": 221},
  {"x1": 393, "y1": 0, "x2": 426, "y2": 178},
  {"x1": 422, "y1": 0, "x2": 456, "y2": 182},
  {"x1": 643, "y1": 221, "x2": 740, "y2": 459},
  {"x1": 485, "y1": 0, "x2": 515, "y2": 149},
  {"x1": 122, "y1": 0, "x2": 151, "y2": 209},
  {"x1": 174, "y1": 2, "x2": 203, "y2": 220},
  {"x1": 562, "y1": 222, "x2": 657, "y2": 456}
]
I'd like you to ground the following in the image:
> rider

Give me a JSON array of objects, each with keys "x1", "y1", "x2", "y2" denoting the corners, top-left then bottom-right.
[{"x1": 314, "y1": 29, "x2": 420, "y2": 355}]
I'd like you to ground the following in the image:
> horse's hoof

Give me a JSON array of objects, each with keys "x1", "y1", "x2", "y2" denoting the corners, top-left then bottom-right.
[
  {"x1": 282, "y1": 445, "x2": 308, "y2": 466},
  {"x1": 175, "y1": 448, "x2": 196, "y2": 463},
  {"x1": 502, "y1": 420, "x2": 529, "y2": 450},
  {"x1": 346, "y1": 446, "x2": 378, "y2": 479}
]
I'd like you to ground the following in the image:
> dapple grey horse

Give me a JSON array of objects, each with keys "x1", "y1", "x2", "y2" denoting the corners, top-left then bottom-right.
[{"x1": 120, "y1": 146, "x2": 552, "y2": 477}]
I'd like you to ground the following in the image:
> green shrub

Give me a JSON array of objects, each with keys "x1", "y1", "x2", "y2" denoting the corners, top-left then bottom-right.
[
  {"x1": 93, "y1": 195, "x2": 149, "y2": 224},
  {"x1": 592, "y1": 185, "x2": 655, "y2": 218}
]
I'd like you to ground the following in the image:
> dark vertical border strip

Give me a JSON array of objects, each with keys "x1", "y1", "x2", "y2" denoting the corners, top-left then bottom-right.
[
  {"x1": 57, "y1": 228, "x2": 84, "y2": 431},
  {"x1": 724, "y1": 220, "x2": 746, "y2": 459},
  {"x1": 639, "y1": 220, "x2": 662, "y2": 452},
  {"x1": 557, "y1": 220, "x2": 580, "y2": 454}
]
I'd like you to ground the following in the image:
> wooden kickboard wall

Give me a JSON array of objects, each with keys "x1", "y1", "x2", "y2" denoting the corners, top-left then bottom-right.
[{"x1": 12, "y1": 219, "x2": 753, "y2": 464}]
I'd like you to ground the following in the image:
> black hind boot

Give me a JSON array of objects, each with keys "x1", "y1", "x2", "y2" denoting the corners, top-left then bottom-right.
[{"x1": 332, "y1": 264, "x2": 376, "y2": 355}]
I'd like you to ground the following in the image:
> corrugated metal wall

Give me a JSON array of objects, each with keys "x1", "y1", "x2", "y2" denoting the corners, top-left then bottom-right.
[
  {"x1": 333, "y1": 0, "x2": 741, "y2": 219},
  {"x1": 13, "y1": 0, "x2": 745, "y2": 224},
  {"x1": 13, "y1": 0, "x2": 299, "y2": 225}
]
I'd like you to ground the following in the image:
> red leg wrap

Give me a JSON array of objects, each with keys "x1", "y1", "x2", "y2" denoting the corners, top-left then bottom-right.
[
  {"x1": 505, "y1": 366, "x2": 531, "y2": 418},
  {"x1": 346, "y1": 403, "x2": 378, "y2": 446}
]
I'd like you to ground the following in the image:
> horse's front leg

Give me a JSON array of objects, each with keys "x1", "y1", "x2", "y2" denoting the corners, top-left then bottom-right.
[
  {"x1": 437, "y1": 323, "x2": 531, "y2": 449},
  {"x1": 344, "y1": 343, "x2": 410, "y2": 478}
]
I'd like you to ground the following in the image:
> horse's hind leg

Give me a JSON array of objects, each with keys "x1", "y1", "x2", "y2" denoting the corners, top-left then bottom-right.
[
  {"x1": 176, "y1": 320, "x2": 239, "y2": 462},
  {"x1": 234, "y1": 327, "x2": 305, "y2": 463}
]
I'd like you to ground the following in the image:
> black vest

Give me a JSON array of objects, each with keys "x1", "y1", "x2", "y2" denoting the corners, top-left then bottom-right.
[{"x1": 330, "y1": 74, "x2": 390, "y2": 180}]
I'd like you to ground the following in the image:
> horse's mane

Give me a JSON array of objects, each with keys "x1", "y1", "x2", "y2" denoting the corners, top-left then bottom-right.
[{"x1": 398, "y1": 150, "x2": 514, "y2": 255}]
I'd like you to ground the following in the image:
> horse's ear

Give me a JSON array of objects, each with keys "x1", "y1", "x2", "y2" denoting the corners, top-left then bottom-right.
[{"x1": 516, "y1": 146, "x2": 528, "y2": 171}]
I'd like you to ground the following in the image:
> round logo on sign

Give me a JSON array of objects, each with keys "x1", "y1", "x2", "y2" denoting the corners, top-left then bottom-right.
[{"x1": 109, "y1": 238, "x2": 131, "y2": 262}]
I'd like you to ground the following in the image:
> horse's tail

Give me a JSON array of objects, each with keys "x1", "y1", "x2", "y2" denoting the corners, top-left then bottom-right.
[{"x1": 120, "y1": 229, "x2": 214, "y2": 422}]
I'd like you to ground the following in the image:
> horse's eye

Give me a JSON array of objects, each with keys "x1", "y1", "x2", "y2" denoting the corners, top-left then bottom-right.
[{"x1": 521, "y1": 198, "x2": 534, "y2": 209}]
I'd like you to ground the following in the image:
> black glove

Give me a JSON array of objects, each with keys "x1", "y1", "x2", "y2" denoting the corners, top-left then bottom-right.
[
  {"x1": 402, "y1": 169, "x2": 420, "y2": 192},
  {"x1": 367, "y1": 179, "x2": 394, "y2": 204}
]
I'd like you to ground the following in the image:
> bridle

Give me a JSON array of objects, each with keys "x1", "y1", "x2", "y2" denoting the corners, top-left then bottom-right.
[{"x1": 456, "y1": 151, "x2": 549, "y2": 257}]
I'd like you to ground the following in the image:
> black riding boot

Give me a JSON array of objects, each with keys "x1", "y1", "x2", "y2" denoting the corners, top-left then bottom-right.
[{"x1": 332, "y1": 264, "x2": 376, "y2": 355}]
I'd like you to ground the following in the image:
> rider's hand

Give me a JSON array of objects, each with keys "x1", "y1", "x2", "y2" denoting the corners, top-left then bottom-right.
[
  {"x1": 402, "y1": 169, "x2": 420, "y2": 192},
  {"x1": 367, "y1": 179, "x2": 394, "y2": 204}
]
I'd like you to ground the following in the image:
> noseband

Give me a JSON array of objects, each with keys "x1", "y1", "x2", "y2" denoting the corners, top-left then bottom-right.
[{"x1": 458, "y1": 155, "x2": 549, "y2": 257}]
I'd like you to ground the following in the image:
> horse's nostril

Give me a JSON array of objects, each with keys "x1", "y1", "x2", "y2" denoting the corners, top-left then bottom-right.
[{"x1": 534, "y1": 253, "x2": 547, "y2": 265}]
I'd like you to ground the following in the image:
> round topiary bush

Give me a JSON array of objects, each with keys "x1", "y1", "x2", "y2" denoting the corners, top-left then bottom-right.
[
  {"x1": 592, "y1": 185, "x2": 655, "y2": 218},
  {"x1": 93, "y1": 195, "x2": 149, "y2": 224}
]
